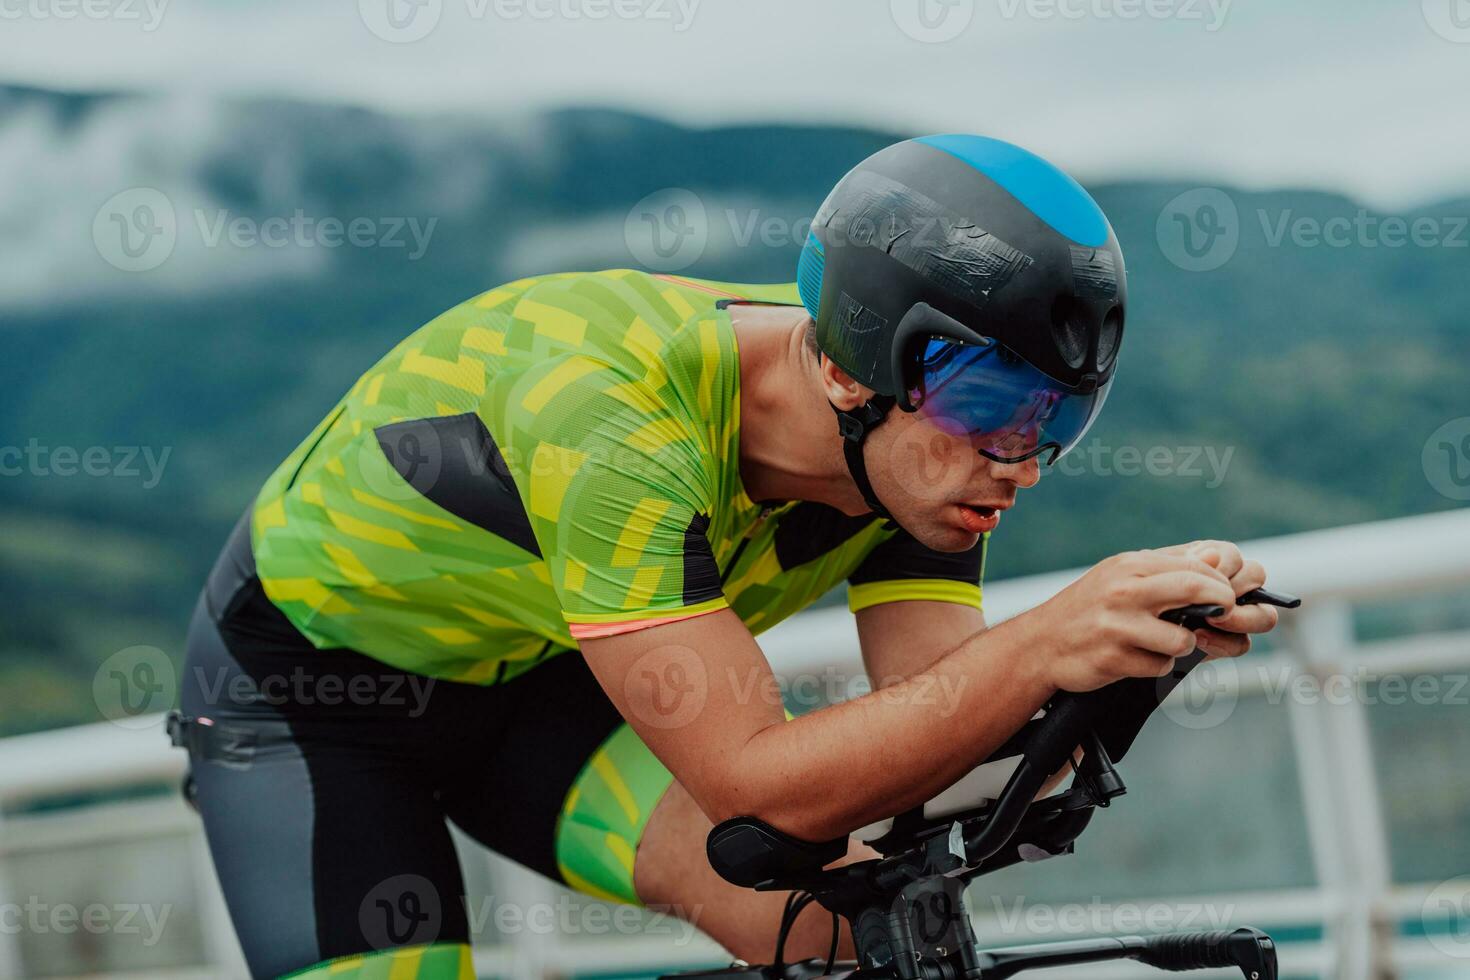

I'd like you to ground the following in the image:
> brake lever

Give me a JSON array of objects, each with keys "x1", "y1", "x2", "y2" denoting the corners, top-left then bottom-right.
[{"x1": 1162, "y1": 587, "x2": 1302, "y2": 631}]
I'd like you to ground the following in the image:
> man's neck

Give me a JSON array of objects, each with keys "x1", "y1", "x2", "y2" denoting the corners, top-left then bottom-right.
[{"x1": 730, "y1": 305, "x2": 867, "y2": 514}]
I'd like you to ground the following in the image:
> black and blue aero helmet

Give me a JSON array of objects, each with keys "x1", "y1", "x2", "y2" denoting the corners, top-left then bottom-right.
[{"x1": 796, "y1": 134, "x2": 1127, "y2": 513}]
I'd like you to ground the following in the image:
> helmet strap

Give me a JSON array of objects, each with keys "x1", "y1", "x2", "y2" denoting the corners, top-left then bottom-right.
[{"x1": 830, "y1": 395, "x2": 897, "y2": 520}]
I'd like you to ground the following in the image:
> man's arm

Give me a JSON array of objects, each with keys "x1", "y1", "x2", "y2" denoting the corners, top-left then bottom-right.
[
  {"x1": 855, "y1": 600, "x2": 1098, "y2": 802},
  {"x1": 579, "y1": 604, "x2": 1052, "y2": 843},
  {"x1": 855, "y1": 600, "x2": 985, "y2": 684},
  {"x1": 577, "y1": 548, "x2": 1241, "y2": 843}
]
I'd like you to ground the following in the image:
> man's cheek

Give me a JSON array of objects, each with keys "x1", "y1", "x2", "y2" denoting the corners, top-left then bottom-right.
[{"x1": 878, "y1": 422, "x2": 976, "y2": 505}]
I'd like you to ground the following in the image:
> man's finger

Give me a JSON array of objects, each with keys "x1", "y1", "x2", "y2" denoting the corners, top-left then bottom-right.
[
  {"x1": 1139, "y1": 569, "x2": 1237, "y2": 612},
  {"x1": 1115, "y1": 647, "x2": 1185, "y2": 679},
  {"x1": 1192, "y1": 541, "x2": 1244, "y2": 581},
  {"x1": 1126, "y1": 617, "x2": 1202, "y2": 658},
  {"x1": 1129, "y1": 551, "x2": 1236, "y2": 589},
  {"x1": 1208, "y1": 604, "x2": 1279, "y2": 635},
  {"x1": 1194, "y1": 627, "x2": 1251, "y2": 658},
  {"x1": 1230, "y1": 559, "x2": 1268, "y2": 596}
]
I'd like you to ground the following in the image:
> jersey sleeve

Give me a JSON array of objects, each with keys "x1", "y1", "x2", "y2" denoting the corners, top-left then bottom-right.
[
  {"x1": 501, "y1": 355, "x2": 726, "y2": 641},
  {"x1": 846, "y1": 528, "x2": 989, "y2": 614}
]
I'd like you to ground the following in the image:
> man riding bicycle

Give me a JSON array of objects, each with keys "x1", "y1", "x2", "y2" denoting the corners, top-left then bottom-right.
[{"x1": 173, "y1": 134, "x2": 1280, "y2": 978}]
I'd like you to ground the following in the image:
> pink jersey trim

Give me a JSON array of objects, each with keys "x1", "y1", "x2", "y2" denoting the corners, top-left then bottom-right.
[
  {"x1": 653, "y1": 274, "x2": 741, "y2": 298},
  {"x1": 568, "y1": 604, "x2": 724, "y2": 640}
]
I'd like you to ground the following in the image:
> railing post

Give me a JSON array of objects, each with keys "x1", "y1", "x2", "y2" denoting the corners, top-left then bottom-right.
[
  {"x1": 0, "y1": 808, "x2": 25, "y2": 978},
  {"x1": 1285, "y1": 598, "x2": 1396, "y2": 980}
]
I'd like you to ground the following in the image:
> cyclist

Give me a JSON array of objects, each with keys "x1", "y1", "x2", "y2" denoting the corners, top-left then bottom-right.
[{"x1": 173, "y1": 135, "x2": 1280, "y2": 978}]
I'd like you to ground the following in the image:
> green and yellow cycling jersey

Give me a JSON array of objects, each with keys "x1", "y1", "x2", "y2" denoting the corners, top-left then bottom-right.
[{"x1": 251, "y1": 270, "x2": 986, "y2": 683}]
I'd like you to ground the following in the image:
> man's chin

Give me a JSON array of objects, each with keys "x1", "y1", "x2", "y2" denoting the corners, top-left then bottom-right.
[{"x1": 904, "y1": 519, "x2": 981, "y2": 553}]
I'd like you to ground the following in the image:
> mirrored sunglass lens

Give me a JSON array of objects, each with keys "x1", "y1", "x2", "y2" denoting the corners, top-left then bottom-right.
[
  {"x1": 915, "y1": 337, "x2": 1108, "y2": 463},
  {"x1": 917, "y1": 341, "x2": 1052, "y2": 435}
]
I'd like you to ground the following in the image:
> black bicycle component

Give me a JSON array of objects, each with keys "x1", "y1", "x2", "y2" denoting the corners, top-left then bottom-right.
[
  {"x1": 669, "y1": 589, "x2": 1301, "y2": 980},
  {"x1": 974, "y1": 927, "x2": 1276, "y2": 979},
  {"x1": 1162, "y1": 586, "x2": 1301, "y2": 631},
  {"x1": 708, "y1": 819, "x2": 848, "y2": 890},
  {"x1": 1135, "y1": 927, "x2": 1277, "y2": 977},
  {"x1": 1242, "y1": 587, "x2": 1301, "y2": 609},
  {"x1": 1161, "y1": 604, "x2": 1226, "y2": 629}
]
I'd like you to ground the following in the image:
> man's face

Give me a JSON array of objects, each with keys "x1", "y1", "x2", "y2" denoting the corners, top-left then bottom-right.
[{"x1": 863, "y1": 408, "x2": 1041, "y2": 552}]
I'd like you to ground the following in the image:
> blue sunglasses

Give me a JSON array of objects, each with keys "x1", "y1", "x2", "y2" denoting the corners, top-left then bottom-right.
[{"x1": 906, "y1": 336, "x2": 1112, "y2": 465}]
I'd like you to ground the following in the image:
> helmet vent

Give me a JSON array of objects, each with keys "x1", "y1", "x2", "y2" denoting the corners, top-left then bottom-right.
[
  {"x1": 796, "y1": 231, "x2": 825, "y2": 318},
  {"x1": 1050, "y1": 295, "x2": 1089, "y2": 369},
  {"x1": 1097, "y1": 306, "x2": 1123, "y2": 367}
]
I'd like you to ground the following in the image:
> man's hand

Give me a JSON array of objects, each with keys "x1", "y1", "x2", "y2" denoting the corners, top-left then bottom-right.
[
  {"x1": 1024, "y1": 550, "x2": 1239, "y2": 693},
  {"x1": 1156, "y1": 540, "x2": 1280, "y2": 658}
]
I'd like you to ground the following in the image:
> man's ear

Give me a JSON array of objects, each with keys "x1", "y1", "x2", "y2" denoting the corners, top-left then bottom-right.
[{"x1": 818, "y1": 354, "x2": 874, "y2": 411}]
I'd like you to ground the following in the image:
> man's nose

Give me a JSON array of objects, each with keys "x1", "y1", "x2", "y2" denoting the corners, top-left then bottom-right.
[{"x1": 985, "y1": 454, "x2": 1040, "y2": 489}]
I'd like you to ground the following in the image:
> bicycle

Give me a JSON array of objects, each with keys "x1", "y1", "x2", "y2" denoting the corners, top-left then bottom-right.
[{"x1": 664, "y1": 588, "x2": 1300, "y2": 980}]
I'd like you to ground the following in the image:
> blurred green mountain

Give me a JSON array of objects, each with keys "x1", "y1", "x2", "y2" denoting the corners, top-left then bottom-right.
[{"x1": 1, "y1": 86, "x2": 1466, "y2": 735}]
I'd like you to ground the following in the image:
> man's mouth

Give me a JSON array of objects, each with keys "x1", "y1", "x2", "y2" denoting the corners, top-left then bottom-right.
[{"x1": 955, "y1": 501, "x2": 1007, "y2": 533}]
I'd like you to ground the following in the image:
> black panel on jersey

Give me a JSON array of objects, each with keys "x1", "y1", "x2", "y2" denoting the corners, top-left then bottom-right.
[
  {"x1": 848, "y1": 527, "x2": 984, "y2": 586},
  {"x1": 772, "y1": 502, "x2": 878, "y2": 570},
  {"x1": 374, "y1": 413, "x2": 541, "y2": 557},
  {"x1": 682, "y1": 513, "x2": 723, "y2": 606}
]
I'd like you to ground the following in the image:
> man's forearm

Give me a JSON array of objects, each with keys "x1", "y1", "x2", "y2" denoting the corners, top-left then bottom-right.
[{"x1": 719, "y1": 611, "x2": 1056, "y2": 841}]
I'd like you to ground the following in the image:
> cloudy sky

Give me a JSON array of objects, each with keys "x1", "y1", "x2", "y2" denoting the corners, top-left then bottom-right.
[{"x1": 1, "y1": 0, "x2": 1467, "y2": 208}]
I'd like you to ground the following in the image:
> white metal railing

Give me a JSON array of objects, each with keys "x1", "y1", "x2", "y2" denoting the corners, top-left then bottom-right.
[{"x1": 2, "y1": 508, "x2": 1469, "y2": 979}]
